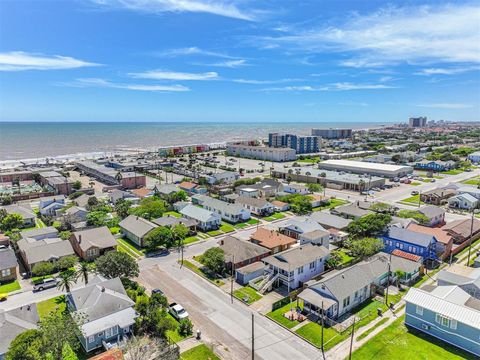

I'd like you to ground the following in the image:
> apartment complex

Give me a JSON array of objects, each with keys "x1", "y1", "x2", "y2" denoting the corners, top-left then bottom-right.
[
  {"x1": 409, "y1": 116, "x2": 427, "y2": 128},
  {"x1": 268, "y1": 133, "x2": 320, "y2": 154},
  {"x1": 311, "y1": 128, "x2": 352, "y2": 139},
  {"x1": 226, "y1": 143, "x2": 296, "y2": 162}
]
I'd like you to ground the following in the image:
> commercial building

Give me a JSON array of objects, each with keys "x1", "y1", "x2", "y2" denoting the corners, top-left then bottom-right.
[
  {"x1": 311, "y1": 128, "x2": 352, "y2": 139},
  {"x1": 226, "y1": 143, "x2": 296, "y2": 162},
  {"x1": 271, "y1": 167, "x2": 385, "y2": 191},
  {"x1": 409, "y1": 116, "x2": 427, "y2": 128},
  {"x1": 268, "y1": 133, "x2": 320, "y2": 154},
  {"x1": 318, "y1": 159, "x2": 413, "y2": 178},
  {"x1": 75, "y1": 161, "x2": 146, "y2": 189}
]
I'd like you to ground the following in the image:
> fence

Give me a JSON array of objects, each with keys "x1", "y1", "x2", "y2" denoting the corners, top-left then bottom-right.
[{"x1": 271, "y1": 296, "x2": 291, "y2": 311}]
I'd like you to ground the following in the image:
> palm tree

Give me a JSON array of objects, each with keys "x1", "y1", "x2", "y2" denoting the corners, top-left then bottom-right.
[
  {"x1": 57, "y1": 269, "x2": 77, "y2": 293},
  {"x1": 77, "y1": 261, "x2": 94, "y2": 285}
]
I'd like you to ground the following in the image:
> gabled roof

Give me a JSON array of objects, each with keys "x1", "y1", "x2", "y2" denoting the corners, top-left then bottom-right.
[
  {"x1": 418, "y1": 205, "x2": 445, "y2": 219},
  {"x1": 72, "y1": 226, "x2": 117, "y2": 251},
  {"x1": 17, "y1": 237, "x2": 75, "y2": 265},
  {"x1": 407, "y1": 224, "x2": 452, "y2": 245},
  {"x1": 0, "y1": 204, "x2": 35, "y2": 219},
  {"x1": 392, "y1": 249, "x2": 423, "y2": 262},
  {"x1": 74, "y1": 194, "x2": 92, "y2": 207},
  {"x1": 385, "y1": 226, "x2": 436, "y2": 247},
  {"x1": 180, "y1": 204, "x2": 220, "y2": 222},
  {"x1": 263, "y1": 243, "x2": 329, "y2": 270},
  {"x1": 0, "y1": 303, "x2": 39, "y2": 355},
  {"x1": 235, "y1": 196, "x2": 272, "y2": 208},
  {"x1": 0, "y1": 247, "x2": 17, "y2": 270},
  {"x1": 154, "y1": 183, "x2": 180, "y2": 195},
  {"x1": 119, "y1": 215, "x2": 157, "y2": 238},
  {"x1": 442, "y1": 218, "x2": 480, "y2": 238},
  {"x1": 333, "y1": 204, "x2": 373, "y2": 218},
  {"x1": 152, "y1": 216, "x2": 198, "y2": 228},
  {"x1": 310, "y1": 212, "x2": 352, "y2": 230},
  {"x1": 194, "y1": 195, "x2": 246, "y2": 216},
  {"x1": 68, "y1": 277, "x2": 136, "y2": 337},
  {"x1": 218, "y1": 235, "x2": 270, "y2": 263},
  {"x1": 21, "y1": 226, "x2": 58, "y2": 240},
  {"x1": 250, "y1": 228, "x2": 296, "y2": 250},
  {"x1": 282, "y1": 217, "x2": 325, "y2": 234},
  {"x1": 450, "y1": 193, "x2": 478, "y2": 203},
  {"x1": 179, "y1": 181, "x2": 197, "y2": 190},
  {"x1": 65, "y1": 205, "x2": 87, "y2": 216}
]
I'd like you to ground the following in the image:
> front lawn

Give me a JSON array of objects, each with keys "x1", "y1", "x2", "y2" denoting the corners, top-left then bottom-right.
[
  {"x1": 247, "y1": 218, "x2": 260, "y2": 225},
  {"x1": 164, "y1": 211, "x2": 182, "y2": 218},
  {"x1": 264, "y1": 213, "x2": 286, "y2": 221},
  {"x1": 266, "y1": 299, "x2": 304, "y2": 329},
  {"x1": 312, "y1": 198, "x2": 349, "y2": 211},
  {"x1": 220, "y1": 223, "x2": 235, "y2": 233},
  {"x1": 117, "y1": 238, "x2": 144, "y2": 259},
  {"x1": 0, "y1": 280, "x2": 20, "y2": 293},
  {"x1": 183, "y1": 236, "x2": 200, "y2": 245},
  {"x1": 234, "y1": 222, "x2": 249, "y2": 229},
  {"x1": 352, "y1": 315, "x2": 476, "y2": 359},
  {"x1": 398, "y1": 194, "x2": 424, "y2": 206},
  {"x1": 180, "y1": 344, "x2": 220, "y2": 360},
  {"x1": 207, "y1": 230, "x2": 223, "y2": 236},
  {"x1": 297, "y1": 157, "x2": 320, "y2": 164},
  {"x1": 441, "y1": 169, "x2": 463, "y2": 175},
  {"x1": 37, "y1": 295, "x2": 66, "y2": 319},
  {"x1": 462, "y1": 176, "x2": 480, "y2": 185},
  {"x1": 233, "y1": 286, "x2": 262, "y2": 304},
  {"x1": 182, "y1": 260, "x2": 225, "y2": 287}
]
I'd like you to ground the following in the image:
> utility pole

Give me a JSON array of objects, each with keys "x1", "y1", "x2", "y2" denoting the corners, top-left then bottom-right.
[
  {"x1": 418, "y1": 190, "x2": 422, "y2": 208},
  {"x1": 385, "y1": 252, "x2": 392, "y2": 305},
  {"x1": 321, "y1": 301, "x2": 325, "y2": 353},
  {"x1": 349, "y1": 317, "x2": 356, "y2": 360},
  {"x1": 251, "y1": 313, "x2": 255, "y2": 360},
  {"x1": 231, "y1": 255, "x2": 235, "y2": 304},
  {"x1": 467, "y1": 208, "x2": 476, "y2": 266}
]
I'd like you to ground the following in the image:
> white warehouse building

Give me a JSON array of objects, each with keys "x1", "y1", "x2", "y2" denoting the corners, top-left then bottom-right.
[{"x1": 318, "y1": 159, "x2": 413, "y2": 178}]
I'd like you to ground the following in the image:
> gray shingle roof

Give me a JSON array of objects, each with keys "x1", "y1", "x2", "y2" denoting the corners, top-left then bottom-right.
[
  {"x1": 154, "y1": 183, "x2": 180, "y2": 195},
  {"x1": 0, "y1": 304, "x2": 39, "y2": 356},
  {"x1": 151, "y1": 216, "x2": 198, "y2": 228},
  {"x1": 21, "y1": 226, "x2": 58, "y2": 240},
  {"x1": 119, "y1": 215, "x2": 157, "y2": 238},
  {"x1": 218, "y1": 236, "x2": 270, "y2": 263},
  {"x1": 0, "y1": 204, "x2": 35, "y2": 220},
  {"x1": 282, "y1": 217, "x2": 325, "y2": 234},
  {"x1": 17, "y1": 238, "x2": 75, "y2": 265},
  {"x1": 418, "y1": 205, "x2": 445, "y2": 219},
  {"x1": 235, "y1": 196, "x2": 272, "y2": 208},
  {"x1": 194, "y1": 195, "x2": 246, "y2": 215},
  {"x1": 180, "y1": 204, "x2": 221, "y2": 222},
  {"x1": 386, "y1": 226, "x2": 435, "y2": 247},
  {"x1": 0, "y1": 247, "x2": 17, "y2": 270},
  {"x1": 263, "y1": 243, "x2": 329, "y2": 270},
  {"x1": 72, "y1": 226, "x2": 117, "y2": 251},
  {"x1": 333, "y1": 204, "x2": 373, "y2": 218},
  {"x1": 310, "y1": 212, "x2": 352, "y2": 230}
]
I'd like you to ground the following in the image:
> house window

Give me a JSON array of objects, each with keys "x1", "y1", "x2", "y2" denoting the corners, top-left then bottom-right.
[
  {"x1": 412, "y1": 247, "x2": 417, "y2": 253},
  {"x1": 343, "y1": 297, "x2": 350, "y2": 308},
  {"x1": 416, "y1": 306, "x2": 424, "y2": 315},
  {"x1": 297, "y1": 266, "x2": 304, "y2": 275},
  {"x1": 1, "y1": 269, "x2": 11, "y2": 277},
  {"x1": 450, "y1": 320, "x2": 457, "y2": 330},
  {"x1": 408, "y1": 246, "x2": 412, "y2": 252},
  {"x1": 86, "y1": 248, "x2": 98, "y2": 257},
  {"x1": 435, "y1": 314, "x2": 450, "y2": 327},
  {"x1": 399, "y1": 243, "x2": 404, "y2": 250},
  {"x1": 395, "y1": 242, "x2": 399, "y2": 248},
  {"x1": 88, "y1": 336, "x2": 95, "y2": 344},
  {"x1": 309, "y1": 261, "x2": 315, "y2": 270}
]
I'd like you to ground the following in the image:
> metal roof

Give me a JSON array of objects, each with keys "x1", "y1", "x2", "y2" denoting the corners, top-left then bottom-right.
[{"x1": 404, "y1": 287, "x2": 480, "y2": 329}]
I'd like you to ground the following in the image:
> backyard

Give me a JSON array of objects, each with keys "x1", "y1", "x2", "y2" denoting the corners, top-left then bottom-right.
[
  {"x1": 266, "y1": 299, "x2": 304, "y2": 329},
  {"x1": 351, "y1": 315, "x2": 477, "y2": 360}
]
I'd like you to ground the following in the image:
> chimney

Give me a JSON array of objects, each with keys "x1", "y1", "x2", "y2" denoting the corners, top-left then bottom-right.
[{"x1": 78, "y1": 235, "x2": 82, "y2": 244}]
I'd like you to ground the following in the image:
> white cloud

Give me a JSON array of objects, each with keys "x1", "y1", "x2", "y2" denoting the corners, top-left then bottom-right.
[
  {"x1": 129, "y1": 70, "x2": 219, "y2": 81},
  {"x1": 416, "y1": 103, "x2": 473, "y2": 109},
  {"x1": 414, "y1": 66, "x2": 479, "y2": 76},
  {"x1": 259, "y1": 82, "x2": 395, "y2": 92},
  {"x1": 233, "y1": 78, "x2": 300, "y2": 85},
  {"x1": 89, "y1": 0, "x2": 256, "y2": 21},
  {"x1": 0, "y1": 51, "x2": 99, "y2": 71},
  {"x1": 155, "y1": 47, "x2": 237, "y2": 59},
  {"x1": 206, "y1": 59, "x2": 248, "y2": 68},
  {"x1": 68, "y1": 78, "x2": 189, "y2": 92},
  {"x1": 257, "y1": 3, "x2": 480, "y2": 67}
]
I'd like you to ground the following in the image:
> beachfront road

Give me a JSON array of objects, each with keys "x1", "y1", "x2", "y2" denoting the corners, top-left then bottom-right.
[{"x1": 138, "y1": 245, "x2": 321, "y2": 360}]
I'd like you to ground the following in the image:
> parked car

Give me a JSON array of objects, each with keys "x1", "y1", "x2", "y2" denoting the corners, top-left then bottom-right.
[
  {"x1": 169, "y1": 302, "x2": 189, "y2": 320},
  {"x1": 0, "y1": 293, "x2": 7, "y2": 301},
  {"x1": 411, "y1": 191, "x2": 419, "y2": 195},
  {"x1": 33, "y1": 278, "x2": 58, "y2": 292},
  {"x1": 152, "y1": 288, "x2": 164, "y2": 296}
]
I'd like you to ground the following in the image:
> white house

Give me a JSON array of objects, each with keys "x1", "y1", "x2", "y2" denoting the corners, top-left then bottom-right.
[
  {"x1": 235, "y1": 196, "x2": 275, "y2": 217},
  {"x1": 468, "y1": 151, "x2": 480, "y2": 164},
  {"x1": 281, "y1": 183, "x2": 310, "y2": 195},
  {"x1": 448, "y1": 193, "x2": 479, "y2": 210},
  {"x1": 192, "y1": 195, "x2": 250, "y2": 223},
  {"x1": 260, "y1": 243, "x2": 330, "y2": 292},
  {"x1": 207, "y1": 171, "x2": 239, "y2": 185},
  {"x1": 179, "y1": 204, "x2": 221, "y2": 231},
  {"x1": 39, "y1": 195, "x2": 66, "y2": 216}
]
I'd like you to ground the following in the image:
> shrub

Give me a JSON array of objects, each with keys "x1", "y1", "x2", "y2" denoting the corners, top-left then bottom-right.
[
  {"x1": 178, "y1": 318, "x2": 193, "y2": 336},
  {"x1": 32, "y1": 262, "x2": 55, "y2": 276}
]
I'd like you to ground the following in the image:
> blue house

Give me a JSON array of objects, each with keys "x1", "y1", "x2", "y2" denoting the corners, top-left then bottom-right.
[
  {"x1": 404, "y1": 287, "x2": 480, "y2": 356},
  {"x1": 414, "y1": 160, "x2": 455, "y2": 172},
  {"x1": 382, "y1": 227, "x2": 439, "y2": 262},
  {"x1": 67, "y1": 276, "x2": 137, "y2": 353}
]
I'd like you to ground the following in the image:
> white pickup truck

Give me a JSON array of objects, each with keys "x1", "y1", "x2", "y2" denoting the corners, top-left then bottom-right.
[{"x1": 169, "y1": 302, "x2": 189, "y2": 320}]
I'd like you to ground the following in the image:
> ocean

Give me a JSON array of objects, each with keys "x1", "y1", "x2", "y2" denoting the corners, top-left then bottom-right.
[{"x1": 0, "y1": 121, "x2": 392, "y2": 162}]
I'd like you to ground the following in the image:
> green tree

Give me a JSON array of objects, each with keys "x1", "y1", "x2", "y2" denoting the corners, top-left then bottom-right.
[
  {"x1": 396, "y1": 210, "x2": 429, "y2": 225},
  {"x1": 56, "y1": 255, "x2": 78, "y2": 271},
  {"x1": 202, "y1": 247, "x2": 225, "y2": 275},
  {"x1": 76, "y1": 261, "x2": 95, "y2": 285},
  {"x1": 394, "y1": 269, "x2": 406, "y2": 287},
  {"x1": 347, "y1": 237, "x2": 384, "y2": 258},
  {"x1": 95, "y1": 251, "x2": 139, "y2": 279},
  {"x1": 346, "y1": 213, "x2": 392, "y2": 239},
  {"x1": 143, "y1": 226, "x2": 172, "y2": 250},
  {"x1": 32, "y1": 261, "x2": 55, "y2": 276},
  {"x1": 178, "y1": 318, "x2": 193, "y2": 336},
  {"x1": 39, "y1": 311, "x2": 82, "y2": 360},
  {"x1": 291, "y1": 196, "x2": 312, "y2": 215},
  {"x1": 370, "y1": 202, "x2": 393, "y2": 214},
  {"x1": 5, "y1": 329, "x2": 43, "y2": 360},
  {"x1": 86, "y1": 211, "x2": 108, "y2": 227},
  {"x1": 172, "y1": 223, "x2": 189, "y2": 248},
  {"x1": 1, "y1": 213, "x2": 23, "y2": 231},
  {"x1": 307, "y1": 183, "x2": 322, "y2": 193},
  {"x1": 0, "y1": 195, "x2": 13, "y2": 205},
  {"x1": 72, "y1": 181, "x2": 82, "y2": 191},
  {"x1": 168, "y1": 190, "x2": 188, "y2": 204},
  {"x1": 87, "y1": 196, "x2": 99, "y2": 209},
  {"x1": 129, "y1": 197, "x2": 167, "y2": 220},
  {"x1": 325, "y1": 251, "x2": 342, "y2": 269},
  {"x1": 56, "y1": 269, "x2": 77, "y2": 293},
  {"x1": 115, "y1": 199, "x2": 132, "y2": 219},
  {"x1": 61, "y1": 343, "x2": 78, "y2": 360},
  {"x1": 59, "y1": 230, "x2": 72, "y2": 240}
]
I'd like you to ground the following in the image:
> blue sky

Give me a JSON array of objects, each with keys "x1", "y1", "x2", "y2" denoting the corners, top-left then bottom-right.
[{"x1": 0, "y1": 0, "x2": 479, "y2": 122}]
